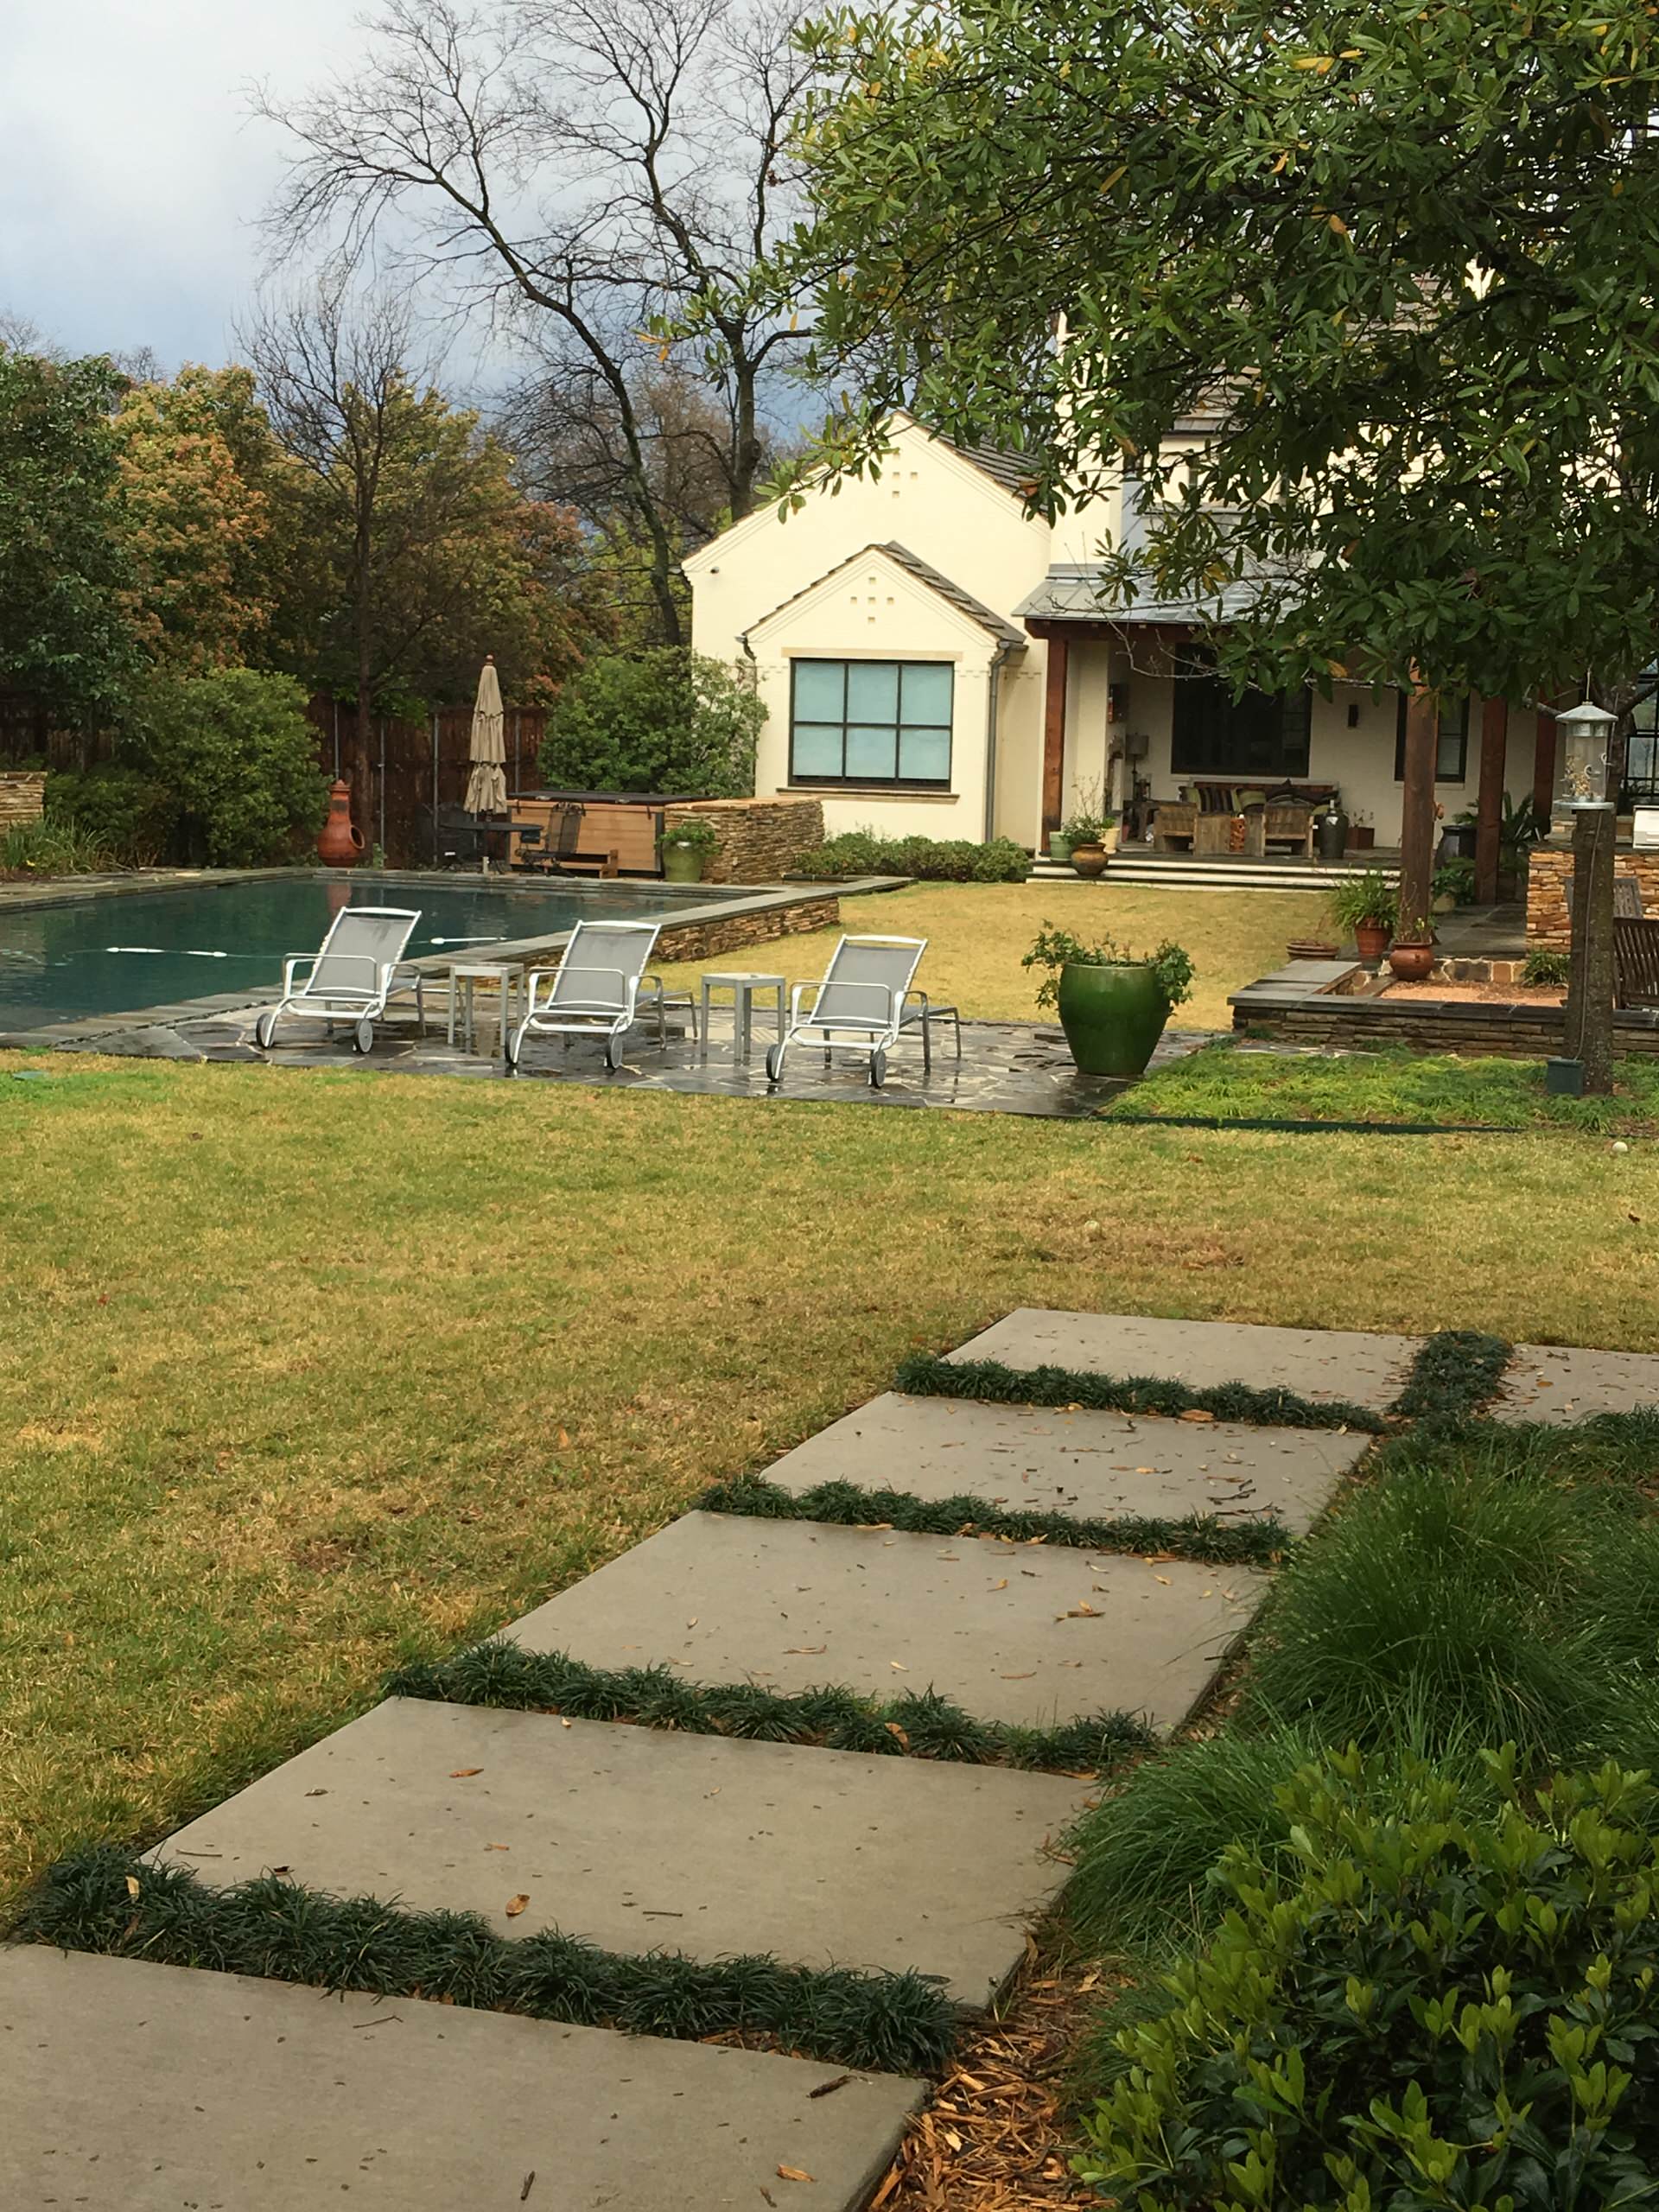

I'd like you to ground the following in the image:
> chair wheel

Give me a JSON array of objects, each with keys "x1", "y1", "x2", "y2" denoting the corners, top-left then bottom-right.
[
  {"x1": 605, "y1": 1039, "x2": 621, "y2": 1071},
  {"x1": 354, "y1": 1017, "x2": 374, "y2": 1054},
  {"x1": 255, "y1": 1012, "x2": 276, "y2": 1050},
  {"x1": 869, "y1": 1047, "x2": 887, "y2": 1089},
  {"x1": 765, "y1": 1043, "x2": 784, "y2": 1085}
]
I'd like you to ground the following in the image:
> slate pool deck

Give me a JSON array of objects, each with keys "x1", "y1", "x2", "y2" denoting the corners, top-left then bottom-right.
[{"x1": 10, "y1": 1311, "x2": 1659, "y2": 2209}]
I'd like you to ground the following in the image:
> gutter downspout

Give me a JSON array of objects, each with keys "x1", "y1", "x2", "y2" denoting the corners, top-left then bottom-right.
[{"x1": 983, "y1": 642, "x2": 1014, "y2": 842}]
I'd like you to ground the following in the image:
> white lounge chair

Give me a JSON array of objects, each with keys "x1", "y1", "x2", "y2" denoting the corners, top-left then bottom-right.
[
  {"x1": 255, "y1": 906, "x2": 426, "y2": 1055},
  {"x1": 505, "y1": 918, "x2": 696, "y2": 1073},
  {"x1": 765, "y1": 934, "x2": 956, "y2": 1090}
]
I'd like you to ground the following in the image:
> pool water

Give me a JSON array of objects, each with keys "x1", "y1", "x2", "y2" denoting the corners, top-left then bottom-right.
[{"x1": 0, "y1": 875, "x2": 717, "y2": 1033}]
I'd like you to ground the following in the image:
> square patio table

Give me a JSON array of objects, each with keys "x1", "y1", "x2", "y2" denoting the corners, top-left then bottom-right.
[
  {"x1": 447, "y1": 960, "x2": 525, "y2": 1060},
  {"x1": 698, "y1": 970, "x2": 787, "y2": 1061}
]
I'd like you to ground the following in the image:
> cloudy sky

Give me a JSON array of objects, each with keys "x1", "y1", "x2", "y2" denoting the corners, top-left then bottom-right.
[{"x1": 2, "y1": 3, "x2": 372, "y2": 368}]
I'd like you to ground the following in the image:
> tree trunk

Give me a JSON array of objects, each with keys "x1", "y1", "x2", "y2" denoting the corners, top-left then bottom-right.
[
  {"x1": 1398, "y1": 683, "x2": 1440, "y2": 939},
  {"x1": 1474, "y1": 696, "x2": 1508, "y2": 905},
  {"x1": 1563, "y1": 806, "x2": 1617, "y2": 1094}
]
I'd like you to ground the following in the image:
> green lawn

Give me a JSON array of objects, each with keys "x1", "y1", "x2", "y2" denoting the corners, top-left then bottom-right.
[
  {"x1": 1115, "y1": 1039, "x2": 1659, "y2": 1132},
  {"x1": 654, "y1": 878, "x2": 1328, "y2": 1032},
  {"x1": 2, "y1": 1051, "x2": 1657, "y2": 1910}
]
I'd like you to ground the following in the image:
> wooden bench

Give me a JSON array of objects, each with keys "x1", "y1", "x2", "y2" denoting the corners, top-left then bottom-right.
[
  {"x1": 511, "y1": 798, "x2": 659, "y2": 876},
  {"x1": 1614, "y1": 915, "x2": 1659, "y2": 1007}
]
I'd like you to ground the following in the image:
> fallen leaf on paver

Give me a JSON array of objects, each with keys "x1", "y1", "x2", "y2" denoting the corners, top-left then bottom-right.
[
  {"x1": 1059, "y1": 1604, "x2": 1101, "y2": 1619},
  {"x1": 886, "y1": 1722, "x2": 911, "y2": 1748},
  {"x1": 686, "y1": 1618, "x2": 698, "y2": 1627},
  {"x1": 809, "y1": 2075, "x2": 853, "y2": 2100},
  {"x1": 989, "y1": 1578, "x2": 1008, "y2": 1591},
  {"x1": 1001, "y1": 1671, "x2": 1036, "y2": 1680},
  {"x1": 450, "y1": 1768, "x2": 484, "y2": 1778},
  {"x1": 785, "y1": 1644, "x2": 827, "y2": 1655},
  {"x1": 1179, "y1": 1410, "x2": 1215, "y2": 1424},
  {"x1": 891, "y1": 1659, "x2": 909, "y2": 1671},
  {"x1": 1154, "y1": 1575, "x2": 1172, "y2": 1586},
  {"x1": 304, "y1": 1789, "x2": 328, "y2": 1798},
  {"x1": 505, "y1": 1894, "x2": 530, "y2": 1917},
  {"x1": 485, "y1": 1844, "x2": 509, "y2": 1851},
  {"x1": 777, "y1": 2164, "x2": 816, "y2": 2183}
]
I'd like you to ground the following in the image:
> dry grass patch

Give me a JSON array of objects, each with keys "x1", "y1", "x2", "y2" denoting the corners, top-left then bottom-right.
[
  {"x1": 0, "y1": 1053, "x2": 1655, "y2": 1908},
  {"x1": 652, "y1": 879, "x2": 1328, "y2": 1031}
]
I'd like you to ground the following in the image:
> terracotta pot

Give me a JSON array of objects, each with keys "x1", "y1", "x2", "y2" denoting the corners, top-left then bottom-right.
[
  {"x1": 317, "y1": 779, "x2": 365, "y2": 867},
  {"x1": 1287, "y1": 939, "x2": 1339, "y2": 962},
  {"x1": 1070, "y1": 842, "x2": 1109, "y2": 878},
  {"x1": 1354, "y1": 922, "x2": 1391, "y2": 963},
  {"x1": 1056, "y1": 962, "x2": 1170, "y2": 1077},
  {"x1": 1388, "y1": 941, "x2": 1435, "y2": 982}
]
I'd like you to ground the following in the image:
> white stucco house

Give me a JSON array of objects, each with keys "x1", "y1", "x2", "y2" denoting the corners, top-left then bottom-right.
[{"x1": 684, "y1": 410, "x2": 1555, "y2": 859}]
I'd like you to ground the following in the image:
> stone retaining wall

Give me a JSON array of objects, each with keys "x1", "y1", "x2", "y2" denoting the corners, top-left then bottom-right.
[
  {"x1": 0, "y1": 772, "x2": 46, "y2": 829},
  {"x1": 663, "y1": 797, "x2": 825, "y2": 885},
  {"x1": 1528, "y1": 847, "x2": 1659, "y2": 948},
  {"x1": 1233, "y1": 989, "x2": 1659, "y2": 1060},
  {"x1": 656, "y1": 893, "x2": 839, "y2": 963}
]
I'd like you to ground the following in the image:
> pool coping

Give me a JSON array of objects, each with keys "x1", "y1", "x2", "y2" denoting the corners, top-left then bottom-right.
[{"x1": 0, "y1": 869, "x2": 906, "y2": 1052}]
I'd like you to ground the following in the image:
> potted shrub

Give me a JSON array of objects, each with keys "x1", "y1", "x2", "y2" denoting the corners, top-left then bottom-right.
[
  {"x1": 660, "y1": 815, "x2": 720, "y2": 883},
  {"x1": 1022, "y1": 924, "x2": 1195, "y2": 1077},
  {"x1": 1048, "y1": 828, "x2": 1075, "y2": 865},
  {"x1": 1328, "y1": 870, "x2": 1398, "y2": 963}
]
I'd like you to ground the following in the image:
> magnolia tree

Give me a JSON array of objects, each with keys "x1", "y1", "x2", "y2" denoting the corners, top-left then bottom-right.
[{"x1": 782, "y1": 0, "x2": 1659, "y2": 1079}]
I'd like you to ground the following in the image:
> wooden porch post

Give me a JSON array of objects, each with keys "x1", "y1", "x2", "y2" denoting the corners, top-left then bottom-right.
[
  {"x1": 1474, "y1": 696, "x2": 1508, "y2": 905},
  {"x1": 1398, "y1": 681, "x2": 1440, "y2": 938},
  {"x1": 1532, "y1": 707, "x2": 1558, "y2": 819},
  {"x1": 1041, "y1": 634, "x2": 1069, "y2": 836}
]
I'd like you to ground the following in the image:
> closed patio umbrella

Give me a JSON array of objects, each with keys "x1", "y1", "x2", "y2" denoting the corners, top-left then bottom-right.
[{"x1": 464, "y1": 655, "x2": 509, "y2": 816}]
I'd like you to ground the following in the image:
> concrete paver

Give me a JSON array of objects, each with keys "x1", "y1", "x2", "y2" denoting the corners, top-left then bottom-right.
[
  {"x1": 1494, "y1": 1342, "x2": 1659, "y2": 1425},
  {"x1": 154, "y1": 1699, "x2": 1087, "y2": 2006},
  {"x1": 505, "y1": 1511, "x2": 1267, "y2": 1732},
  {"x1": 765, "y1": 1394, "x2": 1366, "y2": 1536},
  {"x1": 0, "y1": 1946, "x2": 920, "y2": 2212},
  {"x1": 948, "y1": 1308, "x2": 1418, "y2": 1412}
]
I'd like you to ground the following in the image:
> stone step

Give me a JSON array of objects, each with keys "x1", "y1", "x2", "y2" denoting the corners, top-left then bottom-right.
[
  {"x1": 949, "y1": 1308, "x2": 1418, "y2": 1414},
  {"x1": 505, "y1": 1511, "x2": 1267, "y2": 1733},
  {"x1": 0, "y1": 1946, "x2": 920, "y2": 2211},
  {"x1": 764, "y1": 1394, "x2": 1368, "y2": 1536},
  {"x1": 1495, "y1": 1342, "x2": 1659, "y2": 1425},
  {"x1": 153, "y1": 1698, "x2": 1088, "y2": 2009}
]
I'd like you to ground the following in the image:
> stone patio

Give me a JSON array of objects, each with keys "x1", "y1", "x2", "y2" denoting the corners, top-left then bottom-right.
[{"x1": 19, "y1": 1000, "x2": 1215, "y2": 1119}]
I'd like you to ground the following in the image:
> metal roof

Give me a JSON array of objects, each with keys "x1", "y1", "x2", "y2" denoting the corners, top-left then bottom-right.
[
  {"x1": 1014, "y1": 564, "x2": 1297, "y2": 626},
  {"x1": 745, "y1": 542, "x2": 1028, "y2": 652}
]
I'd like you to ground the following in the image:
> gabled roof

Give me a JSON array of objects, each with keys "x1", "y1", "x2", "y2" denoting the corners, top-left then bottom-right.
[
  {"x1": 932, "y1": 433, "x2": 1039, "y2": 499},
  {"x1": 745, "y1": 542, "x2": 1028, "y2": 652}
]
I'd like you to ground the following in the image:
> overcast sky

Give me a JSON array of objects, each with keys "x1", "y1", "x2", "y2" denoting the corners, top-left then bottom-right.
[{"x1": 1, "y1": 3, "x2": 371, "y2": 369}]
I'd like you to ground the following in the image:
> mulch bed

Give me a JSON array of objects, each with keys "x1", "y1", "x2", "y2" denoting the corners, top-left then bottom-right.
[{"x1": 867, "y1": 1946, "x2": 1105, "y2": 2210}]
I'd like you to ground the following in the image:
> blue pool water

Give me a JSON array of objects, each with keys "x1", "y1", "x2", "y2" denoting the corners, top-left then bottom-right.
[{"x1": 0, "y1": 874, "x2": 722, "y2": 1032}]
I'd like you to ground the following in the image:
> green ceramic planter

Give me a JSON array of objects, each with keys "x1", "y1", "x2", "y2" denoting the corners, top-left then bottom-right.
[
  {"x1": 662, "y1": 846, "x2": 705, "y2": 883},
  {"x1": 1056, "y1": 961, "x2": 1171, "y2": 1077}
]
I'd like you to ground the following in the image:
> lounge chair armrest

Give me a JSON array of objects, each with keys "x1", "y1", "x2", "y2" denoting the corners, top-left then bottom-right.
[
  {"x1": 282, "y1": 953, "x2": 318, "y2": 994},
  {"x1": 790, "y1": 982, "x2": 819, "y2": 1022}
]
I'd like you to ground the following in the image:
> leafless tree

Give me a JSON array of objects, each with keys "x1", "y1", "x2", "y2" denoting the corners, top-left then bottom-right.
[
  {"x1": 254, "y1": 0, "x2": 817, "y2": 644},
  {"x1": 241, "y1": 281, "x2": 429, "y2": 824}
]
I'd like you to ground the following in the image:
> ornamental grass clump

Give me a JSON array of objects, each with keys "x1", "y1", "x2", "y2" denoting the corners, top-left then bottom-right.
[
  {"x1": 1245, "y1": 1461, "x2": 1659, "y2": 1771},
  {"x1": 1076, "y1": 1746, "x2": 1659, "y2": 2209}
]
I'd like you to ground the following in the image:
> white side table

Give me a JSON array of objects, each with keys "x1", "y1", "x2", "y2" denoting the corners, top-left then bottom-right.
[
  {"x1": 699, "y1": 970, "x2": 787, "y2": 1060},
  {"x1": 448, "y1": 961, "x2": 524, "y2": 1060}
]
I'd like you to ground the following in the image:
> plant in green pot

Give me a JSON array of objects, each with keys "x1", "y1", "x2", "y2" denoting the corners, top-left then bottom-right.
[
  {"x1": 1023, "y1": 923, "x2": 1194, "y2": 1077},
  {"x1": 1327, "y1": 870, "x2": 1398, "y2": 964},
  {"x1": 660, "y1": 815, "x2": 720, "y2": 883}
]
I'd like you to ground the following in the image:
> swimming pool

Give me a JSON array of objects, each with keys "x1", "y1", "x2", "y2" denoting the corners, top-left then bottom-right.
[{"x1": 0, "y1": 874, "x2": 736, "y2": 1033}]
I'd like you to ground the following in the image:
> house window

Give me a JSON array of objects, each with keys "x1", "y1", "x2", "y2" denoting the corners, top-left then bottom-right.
[
  {"x1": 1394, "y1": 694, "x2": 1469, "y2": 782},
  {"x1": 1169, "y1": 671, "x2": 1311, "y2": 780},
  {"x1": 789, "y1": 659, "x2": 953, "y2": 786}
]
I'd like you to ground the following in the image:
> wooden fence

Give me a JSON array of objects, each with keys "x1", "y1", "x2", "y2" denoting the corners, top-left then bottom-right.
[{"x1": 307, "y1": 699, "x2": 551, "y2": 868}]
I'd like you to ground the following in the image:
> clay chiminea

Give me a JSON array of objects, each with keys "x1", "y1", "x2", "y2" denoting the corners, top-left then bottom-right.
[{"x1": 317, "y1": 779, "x2": 365, "y2": 867}]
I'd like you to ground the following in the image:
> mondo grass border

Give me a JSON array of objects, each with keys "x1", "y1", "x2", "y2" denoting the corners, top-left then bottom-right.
[
  {"x1": 17, "y1": 1847, "x2": 958, "y2": 2076},
  {"x1": 1390, "y1": 1330, "x2": 1514, "y2": 1433},
  {"x1": 385, "y1": 1640, "x2": 1155, "y2": 1777},
  {"x1": 698, "y1": 1473, "x2": 1289, "y2": 1568},
  {"x1": 893, "y1": 1352, "x2": 1385, "y2": 1433}
]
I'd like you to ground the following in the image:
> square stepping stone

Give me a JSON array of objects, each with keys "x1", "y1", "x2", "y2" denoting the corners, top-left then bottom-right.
[
  {"x1": 0, "y1": 1947, "x2": 919, "y2": 2210},
  {"x1": 949, "y1": 1308, "x2": 1417, "y2": 1413},
  {"x1": 1494, "y1": 1342, "x2": 1659, "y2": 1425},
  {"x1": 765, "y1": 1394, "x2": 1366, "y2": 1537},
  {"x1": 153, "y1": 1699, "x2": 1086, "y2": 2008},
  {"x1": 505, "y1": 1511, "x2": 1268, "y2": 1732}
]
